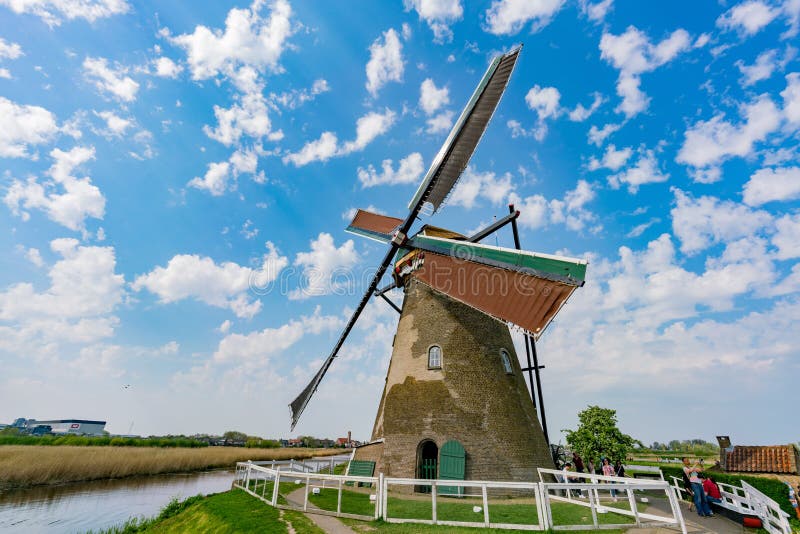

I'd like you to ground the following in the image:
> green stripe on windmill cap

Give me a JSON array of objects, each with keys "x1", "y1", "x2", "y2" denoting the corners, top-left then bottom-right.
[{"x1": 411, "y1": 235, "x2": 587, "y2": 282}]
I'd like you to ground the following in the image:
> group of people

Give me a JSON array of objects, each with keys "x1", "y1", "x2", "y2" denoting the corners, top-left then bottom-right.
[
  {"x1": 562, "y1": 452, "x2": 626, "y2": 501},
  {"x1": 682, "y1": 457, "x2": 721, "y2": 517}
]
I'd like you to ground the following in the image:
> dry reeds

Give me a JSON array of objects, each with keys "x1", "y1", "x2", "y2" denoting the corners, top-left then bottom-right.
[{"x1": 0, "y1": 446, "x2": 342, "y2": 489}]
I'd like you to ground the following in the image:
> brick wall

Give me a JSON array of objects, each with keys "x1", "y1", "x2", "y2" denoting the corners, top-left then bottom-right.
[{"x1": 362, "y1": 280, "x2": 554, "y2": 485}]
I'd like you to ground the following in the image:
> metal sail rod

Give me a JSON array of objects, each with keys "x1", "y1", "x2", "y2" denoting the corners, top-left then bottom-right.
[
  {"x1": 508, "y1": 203, "x2": 536, "y2": 407},
  {"x1": 529, "y1": 334, "x2": 550, "y2": 447},
  {"x1": 467, "y1": 209, "x2": 519, "y2": 243},
  {"x1": 374, "y1": 282, "x2": 397, "y2": 297},
  {"x1": 379, "y1": 292, "x2": 401, "y2": 314}
]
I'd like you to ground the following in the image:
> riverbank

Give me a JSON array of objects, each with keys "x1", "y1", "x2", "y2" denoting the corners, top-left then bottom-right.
[{"x1": 0, "y1": 446, "x2": 343, "y2": 490}]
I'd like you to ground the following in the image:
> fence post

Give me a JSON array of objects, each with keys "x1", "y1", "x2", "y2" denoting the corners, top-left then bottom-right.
[
  {"x1": 376, "y1": 473, "x2": 383, "y2": 520},
  {"x1": 588, "y1": 484, "x2": 599, "y2": 528},
  {"x1": 338, "y1": 477, "x2": 343, "y2": 515},
  {"x1": 665, "y1": 484, "x2": 686, "y2": 534},
  {"x1": 381, "y1": 474, "x2": 388, "y2": 521},
  {"x1": 432, "y1": 481, "x2": 438, "y2": 524},
  {"x1": 536, "y1": 482, "x2": 546, "y2": 531},
  {"x1": 482, "y1": 484, "x2": 490, "y2": 527},
  {"x1": 272, "y1": 470, "x2": 281, "y2": 506},
  {"x1": 628, "y1": 486, "x2": 641, "y2": 527}
]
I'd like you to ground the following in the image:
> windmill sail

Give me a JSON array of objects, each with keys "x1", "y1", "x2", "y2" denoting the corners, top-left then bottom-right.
[
  {"x1": 407, "y1": 46, "x2": 521, "y2": 214},
  {"x1": 346, "y1": 209, "x2": 403, "y2": 243},
  {"x1": 398, "y1": 236, "x2": 586, "y2": 338}
]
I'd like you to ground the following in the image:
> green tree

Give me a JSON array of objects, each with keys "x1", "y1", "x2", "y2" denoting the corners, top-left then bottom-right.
[
  {"x1": 223, "y1": 431, "x2": 247, "y2": 442},
  {"x1": 564, "y1": 406, "x2": 637, "y2": 465}
]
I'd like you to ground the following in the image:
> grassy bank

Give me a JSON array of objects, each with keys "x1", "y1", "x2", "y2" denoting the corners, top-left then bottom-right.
[
  {"x1": 0, "y1": 446, "x2": 342, "y2": 490},
  {"x1": 101, "y1": 488, "x2": 631, "y2": 534},
  {"x1": 94, "y1": 491, "x2": 324, "y2": 533}
]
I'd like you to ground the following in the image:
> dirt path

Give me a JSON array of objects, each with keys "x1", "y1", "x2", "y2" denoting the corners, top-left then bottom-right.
[
  {"x1": 284, "y1": 487, "x2": 357, "y2": 534},
  {"x1": 627, "y1": 499, "x2": 744, "y2": 534}
]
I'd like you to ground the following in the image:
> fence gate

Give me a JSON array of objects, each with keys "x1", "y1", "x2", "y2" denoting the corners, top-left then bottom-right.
[{"x1": 439, "y1": 440, "x2": 466, "y2": 496}]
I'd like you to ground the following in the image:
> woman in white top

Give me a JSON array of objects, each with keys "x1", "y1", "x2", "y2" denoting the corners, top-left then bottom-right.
[{"x1": 682, "y1": 457, "x2": 713, "y2": 517}]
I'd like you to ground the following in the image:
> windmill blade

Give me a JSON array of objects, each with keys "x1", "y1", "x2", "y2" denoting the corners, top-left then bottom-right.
[
  {"x1": 407, "y1": 46, "x2": 521, "y2": 215},
  {"x1": 289, "y1": 243, "x2": 399, "y2": 429},
  {"x1": 346, "y1": 209, "x2": 403, "y2": 243},
  {"x1": 398, "y1": 237, "x2": 587, "y2": 338}
]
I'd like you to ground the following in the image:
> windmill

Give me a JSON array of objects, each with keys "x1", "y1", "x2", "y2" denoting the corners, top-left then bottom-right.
[{"x1": 289, "y1": 46, "x2": 587, "y2": 485}]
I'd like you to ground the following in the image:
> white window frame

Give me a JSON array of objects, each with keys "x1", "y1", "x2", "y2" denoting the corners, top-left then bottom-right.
[
  {"x1": 500, "y1": 349, "x2": 513, "y2": 374},
  {"x1": 428, "y1": 345, "x2": 442, "y2": 369}
]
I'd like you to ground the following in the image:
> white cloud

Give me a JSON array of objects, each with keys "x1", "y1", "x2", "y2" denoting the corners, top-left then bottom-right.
[
  {"x1": 94, "y1": 110, "x2": 131, "y2": 136},
  {"x1": 153, "y1": 56, "x2": 183, "y2": 78},
  {"x1": 587, "y1": 122, "x2": 621, "y2": 146},
  {"x1": 240, "y1": 219, "x2": 258, "y2": 239},
  {"x1": 202, "y1": 67, "x2": 272, "y2": 146},
  {"x1": 783, "y1": 72, "x2": 800, "y2": 125},
  {"x1": 132, "y1": 243, "x2": 288, "y2": 318},
  {"x1": 426, "y1": 110, "x2": 454, "y2": 134},
  {"x1": 736, "y1": 49, "x2": 778, "y2": 86},
  {"x1": 283, "y1": 109, "x2": 396, "y2": 166},
  {"x1": 24, "y1": 247, "x2": 44, "y2": 267},
  {"x1": 188, "y1": 161, "x2": 231, "y2": 196},
  {"x1": 269, "y1": 78, "x2": 329, "y2": 110},
  {"x1": 403, "y1": 0, "x2": 463, "y2": 42},
  {"x1": 283, "y1": 131, "x2": 338, "y2": 167},
  {"x1": 0, "y1": 0, "x2": 129, "y2": 27},
  {"x1": 169, "y1": 0, "x2": 292, "y2": 80},
  {"x1": 289, "y1": 233, "x2": 359, "y2": 300},
  {"x1": 772, "y1": 213, "x2": 800, "y2": 259},
  {"x1": 0, "y1": 238, "x2": 124, "y2": 349},
  {"x1": 83, "y1": 57, "x2": 139, "y2": 102},
  {"x1": 0, "y1": 37, "x2": 22, "y2": 59},
  {"x1": 419, "y1": 78, "x2": 449, "y2": 115},
  {"x1": 607, "y1": 149, "x2": 669, "y2": 193},
  {"x1": 358, "y1": 152, "x2": 424, "y2": 187},
  {"x1": 742, "y1": 166, "x2": 800, "y2": 206},
  {"x1": 0, "y1": 96, "x2": 59, "y2": 157},
  {"x1": 213, "y1": 306, "x2": 343, "y2": 363},
  {"x1": 510, "y1": 179, "x2": 598, "y2": 232},
  {"x1": 0, "y1": 68, "x2": 10, "y2": 79},
  {"x1": 365, "y1": 28, "x2": 404, "y2": 97},
  {"x1": 341, "y1": 109, "x2": 396, "y2": 153},
  {"x1": 525, "y1": 84, "x2": 561, "y2": 120},
  {"x1": 599, "y1": 26, "x2": 691, "y2": 117},
  {"x1": 784, "y1": 0, "x2": 800, "y2": 38},
  {"x1": 670, "y1": 188, "x2": 773, "y2": 255},
  {"x1": 4, "y1": 146, "x2": 105, "y2": 231},
  {"x1": 448, "y1": 166, "x2": 515, "y2": 209},
  {"x1": 483, "y1": 0, "x2": 564, "y2": 35},
  {"x1": 578, "y1": 0, "x2": 613, "y2": 23},
  {"x1": 568, "y1": 92, "x2": 604, "y2": 122},
  {"x1": 676, "y1": 94, "x2": 781, "y2": 174},
  {"x1": 717, "y1": 0, "x2": 779, "y2": 36},
  {"x1": 587, "y1": 144, "x2": 632, "y2": 171}
]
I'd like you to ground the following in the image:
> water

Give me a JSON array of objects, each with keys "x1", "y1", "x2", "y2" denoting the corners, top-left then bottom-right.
[{"x1": 0, "y1": 469, "x2": 235, "y2": 533}]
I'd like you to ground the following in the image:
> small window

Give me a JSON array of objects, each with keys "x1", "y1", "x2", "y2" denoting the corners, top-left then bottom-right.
[
  {"x1": 500, "y1": 349, "x2": 513, "y2": 374},
  {"x1": 428, "y1": 345, "x2": 442, "y2": 369}
]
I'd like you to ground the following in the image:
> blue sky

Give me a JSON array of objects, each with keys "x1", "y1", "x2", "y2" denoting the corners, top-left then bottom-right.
[{"x1": 1, "y1": 0, "x2": 799, "y2": 446}]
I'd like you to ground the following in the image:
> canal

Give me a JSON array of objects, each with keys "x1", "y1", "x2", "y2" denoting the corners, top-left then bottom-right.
[{"x1": 0, "y1": 469, "x2": 235, "y2": 533}]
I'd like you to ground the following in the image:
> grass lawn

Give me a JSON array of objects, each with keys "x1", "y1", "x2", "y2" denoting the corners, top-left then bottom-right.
[{"x1": 307, "y1": 486, "x2": 638, "y2": 531}]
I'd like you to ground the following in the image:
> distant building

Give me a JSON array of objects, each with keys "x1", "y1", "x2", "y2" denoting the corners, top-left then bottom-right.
[
  {"x1": 26, "y1": 419, "x2": 106, "y2": 436},
  {"x1": 716, "y1": 436, "x2": 799, "y2": 474}
]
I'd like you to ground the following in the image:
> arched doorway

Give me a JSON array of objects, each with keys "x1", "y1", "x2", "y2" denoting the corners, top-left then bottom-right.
[{"x1": 416, "y1": 439, "x2": 438, "y2": 493}]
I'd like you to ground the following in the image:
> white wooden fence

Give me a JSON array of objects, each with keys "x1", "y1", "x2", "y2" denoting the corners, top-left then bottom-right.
[
  {"x1": 669, "y1": 475, "x2": 792, "y2": 534},
  {"x1": 234, "y1": 461, "x2": 687, "y2": 532}
]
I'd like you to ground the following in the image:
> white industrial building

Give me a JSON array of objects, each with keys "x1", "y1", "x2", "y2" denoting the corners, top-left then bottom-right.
[{"x1": 26, "y1": 419, "x2": 106, "y2": 436}]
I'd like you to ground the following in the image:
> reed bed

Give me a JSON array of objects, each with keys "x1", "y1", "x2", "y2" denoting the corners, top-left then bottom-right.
[{"x1": 0, "y1": 446, "x2": 342, "y2": 489}]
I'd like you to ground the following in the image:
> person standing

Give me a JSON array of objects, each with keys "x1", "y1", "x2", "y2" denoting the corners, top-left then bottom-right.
[
  {"x1": 602, "y1": 458, "x2": 617, "y2": 501},
  {"x1": 573, "y1": 452, "x2": 585, "y2": 473},
  {"x1": 683, "y1": 457, "x2": 713, "y2": 517}
]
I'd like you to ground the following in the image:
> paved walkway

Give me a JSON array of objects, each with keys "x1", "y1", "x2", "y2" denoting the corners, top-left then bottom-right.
[
  {"x1": 627, "y1": 499, "x2": 744, "y2": 534},
  {"x1": 284, "y1": 487, "x2": 357, "y2": 534}
]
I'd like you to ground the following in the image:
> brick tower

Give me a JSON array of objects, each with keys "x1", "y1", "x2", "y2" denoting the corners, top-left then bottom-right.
[{"x1": 353, "y1": 280, "x2": 554, "y2": 482}]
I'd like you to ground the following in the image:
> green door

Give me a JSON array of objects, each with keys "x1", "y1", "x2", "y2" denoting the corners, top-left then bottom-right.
[{"x1": 439, "y1": 440, "x2": 465, "y2": 496}]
